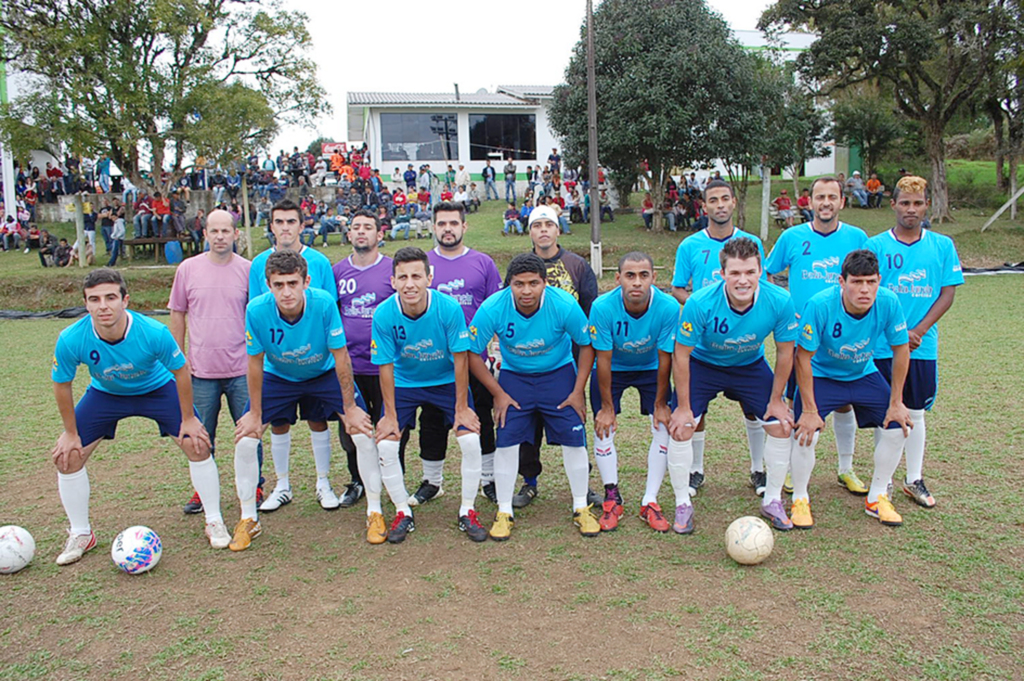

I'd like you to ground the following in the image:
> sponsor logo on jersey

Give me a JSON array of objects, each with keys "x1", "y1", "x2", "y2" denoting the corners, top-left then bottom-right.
[
  {"x1": 889, "y1": 269, "x2": 934, "y2": 298},
  {"x1": 436, "y1": 279, "x2": 465, "y2": 295},
  {"x1": 621, "y1": 335, "x2": 653, "y2": 352},
  {"x1": 281, "y1": 343, "x2": 312, "y2": 358},
  {"x1": 353, "y1": 292, "x2": 376, "y2": 307},
  {"x1": 330, "y1": 327, "x2": 344, "y2": 337}
]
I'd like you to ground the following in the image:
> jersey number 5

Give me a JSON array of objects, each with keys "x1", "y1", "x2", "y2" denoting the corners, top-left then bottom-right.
[{"x1": 505, "y1": 322, "x2": 515, "y2": 338}]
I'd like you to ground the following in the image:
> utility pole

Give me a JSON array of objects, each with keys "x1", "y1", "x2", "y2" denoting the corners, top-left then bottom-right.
[
  {"x1": 586, "y1": 0, "x2": 602, "y2": 277},
  {"x1": 0, "y1": 32, "x2": 18, "y2": 220}
]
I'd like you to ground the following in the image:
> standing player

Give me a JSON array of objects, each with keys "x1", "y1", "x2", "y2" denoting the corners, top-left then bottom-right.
[
  {"x1": 765, "y1": 176, "x2": 869, "y2": 497},
  {"x1": 251, "y1": 199, "x2": 343, "y2": 512},
  {"x1": 409, "y1": 201, "x2": 502, "y2": 506},
  {"x1": 587, "y1": 252, "x2": 679, "y2": 532},
  {"x1": 230, "y1": 251, "x2": 373, "y2": 551},
  {"x1": 51, "y1": 269, "x2": 229, "y2": 565},
  {"x1": 469, "y1": 254, "x2": 597, "y2": 540},
  {"x1": 792, "y1": 249, "x2": 912, "y2": 528},
  {"x1": 169, "y1": 209, "x2": 263, "y2": 515},
  {"x1": 868, "y1": 176, "x2": 963, "y2": 507},
  {"x1": 670, "y1": 179, "x2": 766, "y2": 497},
  {"x1": 668, "y1": 238, "x2": 798, "y2": 533},
  {"x1": 371, "y1": 247, "x2": 487, "y2": 543}
]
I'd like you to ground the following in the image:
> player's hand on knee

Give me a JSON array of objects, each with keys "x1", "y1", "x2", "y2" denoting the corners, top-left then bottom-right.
[
  {"x1": 177, "y1": 416, "x2": 211, "y2": 458},
  {"x1": 455, "y1": 407, "x2": 481, "y2": 435},
  {"x1": 795, "y1": 413, "x2": 823, "y2": 446},
  {"x1": 883, "y1": 403, "x2": 912, "y2": 437},
  {"x1": 234, "y1": 412, "x2": 263, "y2": 444},
  {"x1": 668, "y1": 407, "x2": 697, "y2": 441},
  {"x1": 492, "y1": 391, "x2": 520, "y2": 429},
  {"x1": 594, "y1": 408, "x2": 616, "y2": 439},
  {"x1": 343, "y1": 406, "x2": 373, "y2": 437},
  {"x1": 557, "y1": 389, "x2": 586, "y2": 424},
  {"x1": 652, "y1": 401, "x2": 671, "y2": 432},
  {"x1": 375, "y1": 415, "x2": 401, "y2": 444},
  {"x1": 51, "y1": 430, "x2": 83, "y2": 472},
  {"x1": 763, "y1": 399, "x2": 794, "y2": 436}
]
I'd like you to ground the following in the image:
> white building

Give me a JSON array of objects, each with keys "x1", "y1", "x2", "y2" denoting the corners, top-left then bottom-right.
[{"x1": 347, "y1": 85, "x2": 561, "y2": 188}]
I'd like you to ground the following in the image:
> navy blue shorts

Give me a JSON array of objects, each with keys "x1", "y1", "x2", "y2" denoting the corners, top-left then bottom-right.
[
  {"x1": 874, "y1": 358, "x2": 937, "y2": 411},
  {"x1": 75, "y1": 380, "x2": 196, "y2": 446},
  {"x1": 794, "y1": 372, "x2": 903, "y2": 429},
  {"x1": 259, "y1": 370, "x2": 366, "y2": 426},
  {"x1": 497, "y1": 364, "x2": 586, "y2": 448},
  {"x1": 672, "y1": 357, "x2": 774, "y2": 421},
  {"x1": 589, "y1": 368, "x2": 660, "y2": 415},
  {"x1": 388, "y1": 383, "x2": 476, "y2": 433}
]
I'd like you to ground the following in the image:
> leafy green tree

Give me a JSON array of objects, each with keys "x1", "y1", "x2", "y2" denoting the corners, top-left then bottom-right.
[
  {"x1": 831, "y1": 85, "x2": 905, "y2": 176},
  {"x1": 760, "y1": 0, "x2": 1001, "y2": 221},
  {"x1": 306, "y1": 137, "x2": 337, "y2": 157},
  {"x1": 549, "y1": 0, "x2": 753, "y2": 231},
  {"x1": 0, "y1": 0, "x2": 328, "y2": 193}
]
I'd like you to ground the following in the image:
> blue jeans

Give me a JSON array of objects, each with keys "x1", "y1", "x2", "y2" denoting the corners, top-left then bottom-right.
[
  {"x1": 505, "y1": 179, "x2": 516, "y2": 202},
  {"x1": 852, "y1": 189, "x2": 869, "y2": 207},
  {"x1": 391, "y1": 222, "x2": 411, "y2": 240},
  {"x1": 107, "y1": 240, "x2": 122, "y2": 267},
  {"x1": 213, "y1": 186, "x2": 225, "y2": 204},
  {"x1": 193, "y1": 375, "x2": 264, "y2": 484},
  {"x1": 485, "y1": 178, "x2": 498, "y2": 200},
  {"x1": 504, "y1": 218, "x2": 522, "y2": 234},
  {"x1": 101, "y1": 224, "x2": 113, "y2": 253},
  {"x1": 133, "y1": 214, "x2": 151, "y2": 238},
  {"x1": 300, "y1": 227, "x2": 317, "y2": 247}
]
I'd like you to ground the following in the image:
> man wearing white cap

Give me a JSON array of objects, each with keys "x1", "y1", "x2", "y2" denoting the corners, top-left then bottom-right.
[{"x1": 846, "y1": 171, "x2": 869, "y2": 208}]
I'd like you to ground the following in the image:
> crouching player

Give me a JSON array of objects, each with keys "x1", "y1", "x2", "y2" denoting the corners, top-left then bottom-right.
[
  {"x1": 668, "y1": 238, "x2": 798, "y2": 533},
  {"x1": 468, "y1": 253, "x2": 596, "y2": 540},
  {"x1": 371, "y1": 247, "x2": 486, "y2": 544},
  {"x1": 230, "y1": 251, "x2": 373, "y2": 551},
  {"x1": 587, "y1": 251, "x2": 679, "y2": 532},
  {"x1": 792, "y1": 249, "x2": 912, "y2": 528},
  {"x1": 51, "y1": 269, "x2": 228, "y2": 565}
]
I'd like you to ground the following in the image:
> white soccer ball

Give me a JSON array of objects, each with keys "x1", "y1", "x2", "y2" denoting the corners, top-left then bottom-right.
[
  {"x1": 725, "y1": 516, "x2": 774, "y2": 566},
  {"x1": 0, "y1": 526, "x2": 36, "y2": 574},
  {"x1": 111, "y1": 526, "x2": 162, "y2": 574}
]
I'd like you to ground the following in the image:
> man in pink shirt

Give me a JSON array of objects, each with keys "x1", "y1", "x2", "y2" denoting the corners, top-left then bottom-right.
[{"x1": 168, "y1": 209, "x2": 262, "y2": 514}]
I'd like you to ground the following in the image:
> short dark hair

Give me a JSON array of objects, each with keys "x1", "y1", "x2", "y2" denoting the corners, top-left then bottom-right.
[
  {"x1": 83, "y1": 268, "x2": 127, "y2": 298},
  {"x1": 618, "y1": 251, "x2": 654, "y2": 271},
  {"x1": 266, "y1": 249, "x2": 307, "y2": 281},
  {"x1": 719, "y1": 237, "x2": 761, "y2": 269},
  {"x1": 841, "y1": 249, "x2": 879, "y2": 278},
  {"x1": 392, "y1": 246, "x2": 430, "y2": 274},
  {"x1": 703, "y1": 179, "x2": 734, "y2": 199},
  {"x1": 351, "y1": 209, "x2": 380, "y2": 229},
  {"x1": 505, "y1": 253, "x2": 547, "y2": 287},
  {"x1": 270, "y1": 198, "x2": 302, "y2": 223},
  {"x1": 432, "y1": 200, "x2": 465, "y2": 222},
  {"x1": 809, "y1": 176, "x2": 843, "y2": 196}
]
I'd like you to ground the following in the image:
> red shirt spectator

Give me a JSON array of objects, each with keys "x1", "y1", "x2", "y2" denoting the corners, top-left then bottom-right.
[
  {"x1": 393, "y1": 191, "x2": 407, "y2": 208},
  {"x1": 153, "y1": 196, "x2": 171, "y2": 216},
  {"x1": 134, "y1": 196, "x2": 153, "y2": 215},
  {"x1": 773, "y1": 192, "x2": 792, "y2": 211}
]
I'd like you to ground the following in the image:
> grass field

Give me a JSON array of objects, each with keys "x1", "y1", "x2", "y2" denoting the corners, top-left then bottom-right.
[{"x1": 1, "y1": 184, "x2": 1023, "y2": 680}]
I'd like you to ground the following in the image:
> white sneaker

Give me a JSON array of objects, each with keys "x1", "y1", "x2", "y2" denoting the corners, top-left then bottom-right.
[
  {"x1": 23, "y1": 247, "x2": 29, "y2": 254},
  {"x1": 56, "y1": 530, "x2": 97, "y2": 565},
  {"x1": 316, "y1": 481, "x2": 341, "y2": 510},
  {"x1": 205, "y1": 519, "x2": 231, "y2": 549},
  {"x1": 259, "y1": 487, "x2": 292, "y2": 512}
]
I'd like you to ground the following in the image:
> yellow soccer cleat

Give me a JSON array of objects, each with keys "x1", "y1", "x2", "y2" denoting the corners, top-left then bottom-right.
[
  {"x1": 790, "y1": 498, "x2": 814, "y2": 529},
  {"x1": 366, "y1": 512, "x2": 388, "y2": 545},
  {"x1": 865, "y1": 494, "x2": 903, "y2": 526},
  {"x1": 782, "y1": 472, "x2": 794, "y2": 495},
  {"x1": 837, "y1": 470, "x2": 869, "y2": 496},
  {"x1": 229, "y1": 518, "x2": 262, "y2": 552},
  {"x1": 489, "y1": 511, "x2": 515, "y2": 541},
  {"x1": 573, "y1": 505, "x2": 601, "y2": 537}
]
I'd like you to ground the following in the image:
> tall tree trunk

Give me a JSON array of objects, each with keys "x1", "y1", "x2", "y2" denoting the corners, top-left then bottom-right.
[
  {"x1": 924, "y1": 120, "x2": 952, "y2": 222},
  {"x1": 991, "y1": 103, "x2": 1007, "y2": 191},
  {"x1": 649, "y1": 163, "x2": 666, "y2": 233},
  {"x1": 1010, "y1": 153, "x2": 1019, "y2": 221}
]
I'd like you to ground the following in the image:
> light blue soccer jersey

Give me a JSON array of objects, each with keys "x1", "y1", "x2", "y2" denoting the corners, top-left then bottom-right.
[
  {"x1": 798, "y1": 286, "x2": 908, "y2": 381},
  {"x1": 249, "y1": 246, "x2": 338, "y2": 302},
  {"x1": 588, "y1": 287, "x2": 679, "y2": 372},
  {"x1": 677, "y1": 280, "x2": 798, "y2": 367},
  {"x1": 867, "y1": 228, "x2": 963, "y2": 360},
  {"x1": 370, "y1": 290, "x2": 471, "y2": 388},
  {"x1": 52, "y1": 311, "x2": 184, "y2": 395},
  {"x1": 672, "y1": 228, "x2": 767, "y2": 292},
  {"x1": 469, "y1": 287, "x2": 591, "y2": 374},
  {"x1": 245, "y1": 288, "x2": 346, "y2": 382},
  {"x1": 764, "y1": 222, "x2": 868, "y2": 311}
]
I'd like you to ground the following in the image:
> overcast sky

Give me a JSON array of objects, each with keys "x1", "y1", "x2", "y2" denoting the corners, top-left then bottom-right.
[{"x1": 274, "y1": 0, "x2": 774, "y2": 150}]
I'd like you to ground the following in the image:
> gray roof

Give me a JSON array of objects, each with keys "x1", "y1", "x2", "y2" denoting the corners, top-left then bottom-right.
[
  {"x1": 347, "y1": 91, "x2": 533, "y2": 107},
  {"x1": 497, "y1": 85, "x2": 556, "y2": 99}
]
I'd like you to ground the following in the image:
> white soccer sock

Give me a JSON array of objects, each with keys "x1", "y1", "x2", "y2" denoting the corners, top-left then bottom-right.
[
  {"x1": 642, "y1": 423, "x2": 669, "y2": 506},
  {"x1": 270, "y1": 431, "x2": 291, "y2": 490},
  {"x1": 377, "y1": 439, "x2": 410, "y2": 515},
  {"x1": 310, "y1": 429, "x2": 332, "y2": 481},
  {"x1": 834, "y1": 409, "x2": 858, "y2": 474},
  {"x1": 763, "y1": 435, "x2": 792, "y2": 504},
  {"x1": 353, "y1": 434, "x2": 382, "y2": 515},
  {"x1": 667, "y1": 438, "x2": 694, "y2": 508},
  {"x1": 189, "y1": 457, "x2": 223, "y2": 524},
  {"x1": 904, "y1": 409, "x2": 927, "y2": 483},
  {"x1": 480, "y1": 451, "x2": 495, "y2": 483},
  {"x1": 58, "y1": 468, "x2": 91, "y2": 535},
  {"x1": 745, "y1": 418, "x2": 766, "y2": 473},
  {"x1": 234, "y1": 437, "x2": 260, "y2": 521},
  {"x1": 562, "y1": 445, "x2": 590, "y2": 509},
  {"x1": 790, "y1": 431, "x2": 819, "y2": 501},
  {"x1": 494, "y1": 445, "x2": 520, "y2": 515},
  {"x1": 594, "y1": 431, "x2": 618, "y2": 486},
  {"x1": 457, "y1": 433, "x2": 482, "y2": 516},
  {"x1": 690, "y1": 431, "x2": 706, "y2": 474},
  {"x1": 869, "y1": 428, "x2": 907, "y2": 503},
  {"x1": 422, "y1": 459, "x2": 444, "y2": 487}
]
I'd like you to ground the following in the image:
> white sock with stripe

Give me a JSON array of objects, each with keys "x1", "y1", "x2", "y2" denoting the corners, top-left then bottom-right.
[
  {"x1": 594, "y1": 431, "x2": 618, "y2": 486},
  {"x1": 642, "y1": 423, "x2": 669, "y2": 506}
]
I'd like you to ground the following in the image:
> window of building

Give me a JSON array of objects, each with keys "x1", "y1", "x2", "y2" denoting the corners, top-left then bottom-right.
[
  {"x1": 381, "y1": 113, "x2": 458, "y2": 162},
  {"x1": 469, "y1": 114, "x2": 536, "y2": 160}
]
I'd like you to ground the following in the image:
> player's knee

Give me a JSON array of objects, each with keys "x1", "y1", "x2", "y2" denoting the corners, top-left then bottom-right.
[
  {"x1": 763, "y1": 422, "x2": 787, "y2": 439},
  {"x1": 308, "y1": 421, "x2": 328, "y2": 433}
]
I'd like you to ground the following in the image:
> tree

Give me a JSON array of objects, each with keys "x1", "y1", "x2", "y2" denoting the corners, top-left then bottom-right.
[
  {"x1": 0, "y1": 0, "x2": 328, "y2": 193},
  {"x1": 760, "y1": 0, "x2": 1001, "y2": 221},
  {"x1": 831, "y1": 85, "x2": 905, "y2": 175},
  {"x1": 549, "y1": 0, "x2": 753, "y2": 231},
  {"x1": 306, "y1": 137, "x2": 336, "y2": 157}
]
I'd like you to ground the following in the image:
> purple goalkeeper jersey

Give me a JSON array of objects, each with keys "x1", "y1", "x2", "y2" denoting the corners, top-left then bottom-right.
[
  {"x1": 427, "y1": 247, "x2": 502, "y2": 324},
  {"x1": 332, "y1": 253, "x2": 394, "y2": 375}
]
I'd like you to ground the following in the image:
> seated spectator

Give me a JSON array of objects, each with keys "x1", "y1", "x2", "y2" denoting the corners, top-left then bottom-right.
[
  {"x1": 797, "y1": 188, "x2": 813, "y2": 223},
  {"x1": 26, "y1": 224, "x2": 41, "y2": 251},
  {"x1": 641, "y1": 192, "x2": 656, "y2": 229},
  {"x1": 467, "y1": 183, "x2": 481, "y2": 213},
  {"x1": 674, "y1": 194, "x2": 692, "y2": 231},
  {"x1": 38, "y1": 229, "x2": 56, "y2": 266},
  {"x1": 1, "y1": 216, "x2": 22, "y2": 251},
  {"x1": 519, "y1": 198, "x2": 534, "y2": 226},
  {"x1": 133, "y1": 192, "x2": 154, "y2": 238},
  {"x1": 866, "y1": 173, "x2": 884, "y2": 208},
  {"x1": 299, "y1": 209, "x2": 318, "y2": 247},
  {"x1": 411, "y1": 206, "x2": 432, "y2": 239},
  {"x1": 66, "y1": 238, "x2": 95, "y2": 267},
  {"x1": 503, "y1": 202, "x2": 523, "y2": 235},
  {"x1": 453, "y1": 185, "x2": 470, "y2": 213},
  {"x1": 440, "y1": 186, "x2": 454, "y2": 202},
  {"x1": 691, "y1": 195, "x2": 707, "y2": 230},
  {"x1": 661, "y1": 196, "x2": 677, "y2": 232},
  {"x1": 152, "y1": 191, "x2": 172, "y2": 236},
  {"x1": 846, "y1": 171, "x2": 869, "y2": 207},
  {"x1": 390, "y1": 212, "x2": 412, "y2": 241},
  {"x1": 170, "y1": 190, "x2": 188, "y2": 237},
  {"x1": 772, "y1": 189, "x2": 795, "y2": 228},
  {"x1": 319, "y1": 206, "x2": 342, "y2": 246},
  {"x1": 189, "y1": 208, "x2": 207, "y2": 246}
]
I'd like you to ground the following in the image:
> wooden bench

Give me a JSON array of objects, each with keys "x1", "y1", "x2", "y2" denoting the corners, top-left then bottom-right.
[{"x1": 124, "y1": 236, "x2": 199, "y2": 263}]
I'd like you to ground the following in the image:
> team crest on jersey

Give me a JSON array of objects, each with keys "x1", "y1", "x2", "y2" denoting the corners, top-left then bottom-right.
[
  {"x1": 469, "y1": 325, "x2": 478, "y2": 338},
  {"x1": 52, "y1": 356, "x2": 58, "y2": 369},
  {"x1": 589, "y1": 325, "x2": 597, "y2": 339},
  {"x1": 681, "y1": 321, "x2": 693, "y2": 336},
  {"x1": 802, "y1": 323, "x2": 813, "y2": 339}
]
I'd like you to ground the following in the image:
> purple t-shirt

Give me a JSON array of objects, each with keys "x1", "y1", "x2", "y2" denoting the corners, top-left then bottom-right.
[
  {"x1": 427, "y1": 247, "x2": 502, "y2": 324},
  {"x1": 333, "y1": 253, "x2": 394, "y2": 376},
  {"x1": 167, "y1": 253, "x2": 250, "y2": 379}
]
